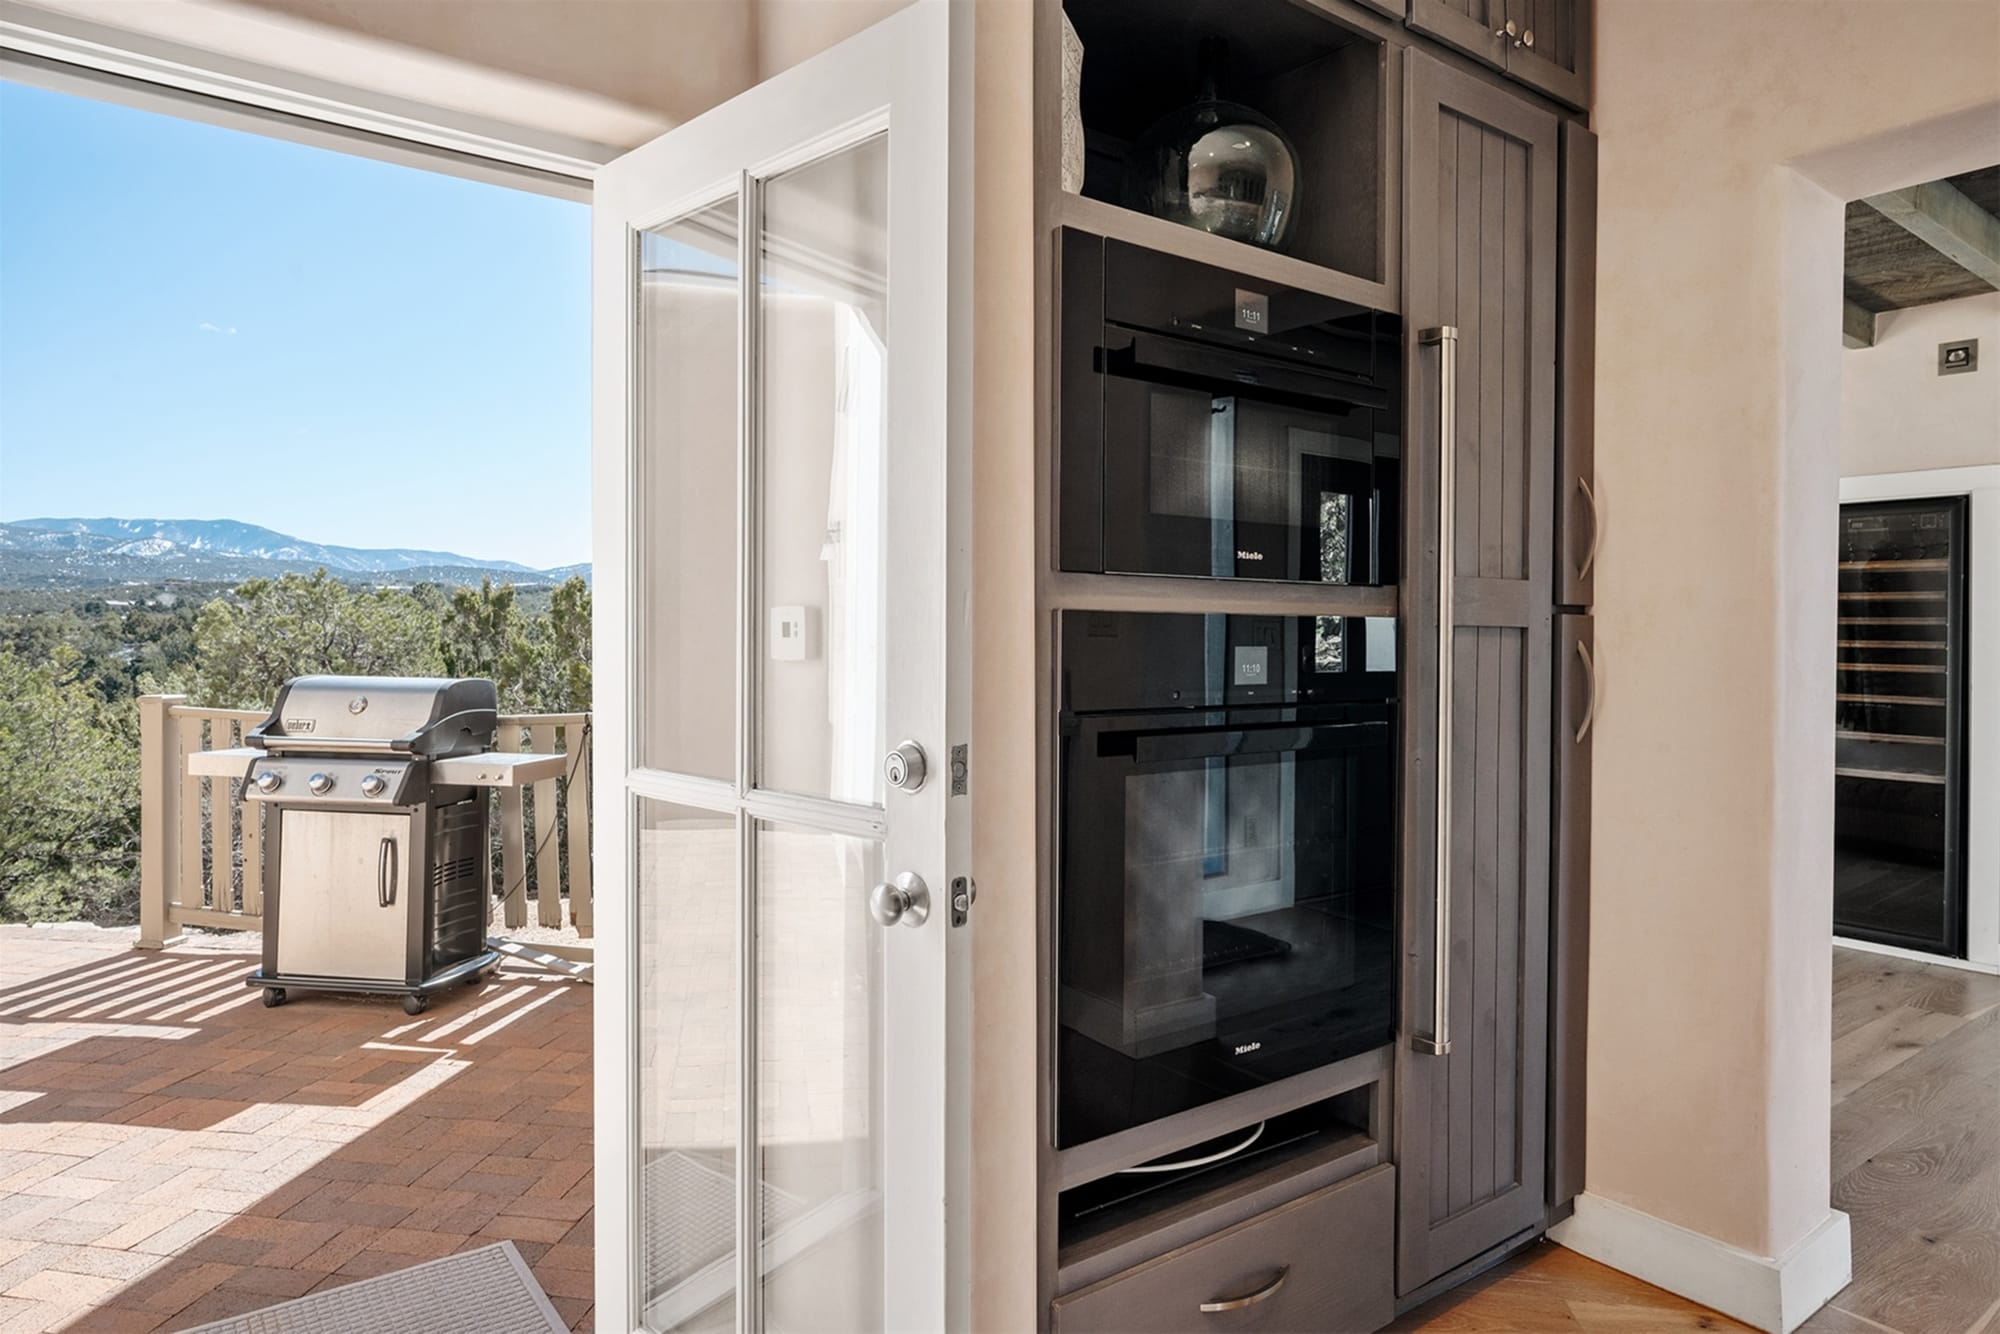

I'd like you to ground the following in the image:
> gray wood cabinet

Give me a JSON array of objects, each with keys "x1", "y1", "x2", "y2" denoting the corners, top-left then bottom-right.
[
  {"x1": 1407, "y1": 0, "x2": 1592, "y2": 111},
  {"x1": 1052, "y1": 1167, "x2": 1395, "y2": 1333},
  {"x1": 1548, "y1": 612, "x2": 1594, "y2": 1213},
  {"x1": 1395, "y1": 49, "x2": 1560, "y2": 1295},
  {"x1": 1557, "y1": 120, "x2": 1597, "y2": 609}
]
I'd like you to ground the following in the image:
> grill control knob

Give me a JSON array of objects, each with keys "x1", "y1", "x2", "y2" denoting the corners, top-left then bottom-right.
[
  {"x1": 359, "y1": 774, "x2": 387, "y2": 798},
  {"x1": 307, "y1": 772, "x2": 335, "y2": 796},
  {"x1": 254, "y1": 771, "x2": 283, "y2": 794}
]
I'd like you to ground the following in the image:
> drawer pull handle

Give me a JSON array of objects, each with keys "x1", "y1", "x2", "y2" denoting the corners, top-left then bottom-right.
[{"x1": 1199, "y1": 1266, "x2": 1289, "y2": 1314}]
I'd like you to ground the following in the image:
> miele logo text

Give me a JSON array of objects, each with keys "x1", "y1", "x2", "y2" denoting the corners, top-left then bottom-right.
[
  {"x1": 1236, "y1": 550, "x2": 1265, "y2": 561},
  {"x1": 1233, "y1": 1041, "x2": 1262, "y2": 1056}
]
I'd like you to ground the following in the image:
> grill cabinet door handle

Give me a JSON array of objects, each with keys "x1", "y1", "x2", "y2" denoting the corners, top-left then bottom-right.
[
  {"x1": 1416, "y1": 325, "x2": 1458, "y2": 1059},
  {"x1": 1199, "y1": 1266, "x2": 1289, "y2": 1314},
  {"x1": 378, "y1": 837, "x2": 397, "y2": 908}
]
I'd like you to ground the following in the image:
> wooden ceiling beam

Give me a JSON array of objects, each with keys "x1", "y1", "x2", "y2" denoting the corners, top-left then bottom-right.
[
  {"x1": 1863, "y1": 179, "x2": 2000, "y2": 290},
  {"x1": 1842, "y1": 299, "x2": 1876, "y2": 349}
]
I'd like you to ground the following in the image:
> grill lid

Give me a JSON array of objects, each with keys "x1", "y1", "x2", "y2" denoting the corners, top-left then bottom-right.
[{"x1": 249, "y1": 675, "x2": 499, "y2": 758}]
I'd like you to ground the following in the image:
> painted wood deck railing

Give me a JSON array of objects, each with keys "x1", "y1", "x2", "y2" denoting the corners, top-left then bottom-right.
[{"x1": 136, "y1": 695, "x2": 592, "y2": 951}]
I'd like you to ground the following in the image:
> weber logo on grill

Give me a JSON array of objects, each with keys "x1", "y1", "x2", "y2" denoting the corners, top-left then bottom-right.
[{"x1": 284, "y1": 718, "x2": 316, "y2": 733}]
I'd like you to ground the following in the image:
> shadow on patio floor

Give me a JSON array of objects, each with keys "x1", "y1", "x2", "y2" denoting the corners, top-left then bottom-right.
[{"x1": 0, "y1": 931, "x2": 593, "y2": 1332}]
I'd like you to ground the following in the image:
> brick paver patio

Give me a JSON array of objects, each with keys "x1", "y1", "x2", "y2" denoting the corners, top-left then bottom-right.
[{"x1": 0, "y1": 927, "x2": 593, "y2": 1332}]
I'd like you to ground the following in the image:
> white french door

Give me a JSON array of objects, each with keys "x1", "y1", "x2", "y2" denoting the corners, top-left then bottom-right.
[{"x1": 590, "y1": 5, "x2": 968, "y2": 1331}]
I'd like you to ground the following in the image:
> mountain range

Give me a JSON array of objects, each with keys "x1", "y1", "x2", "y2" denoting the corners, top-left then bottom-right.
[{"x1": 0, "y1": 518, "x2": 590, "y2": 590}]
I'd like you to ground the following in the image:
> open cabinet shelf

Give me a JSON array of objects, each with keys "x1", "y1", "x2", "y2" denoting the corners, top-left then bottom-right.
[{"x1": 1059, "y1": 0, "x2": 1397, "y2": 307}]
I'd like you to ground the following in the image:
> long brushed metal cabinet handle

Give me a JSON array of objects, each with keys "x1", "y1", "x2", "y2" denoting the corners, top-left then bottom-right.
[
  {"x1": 1416, "y1": 325, "x2": 1458, "y2": 1058},
  {"x1": 378, "y1": 836, "x2": 397, "y2": 908},
  {"x1": 1576, "y1": 639, "x2": 1598, "y2": 744},
  {"x1": 1577, "y1": 475, "x2": 1602, "y2": 581},
  {"x1": 1199, "y1": 1266, "x2": 1289, "y2": 1314}
]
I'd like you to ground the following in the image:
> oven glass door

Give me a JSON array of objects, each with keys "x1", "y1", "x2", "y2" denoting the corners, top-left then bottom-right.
[
  {"x1": 1101, "y1": 374, "x2": 1380, "y2": 584},
  {"x1": 1056, "y1": 707, "x2": 1396, "y2": 1148}
]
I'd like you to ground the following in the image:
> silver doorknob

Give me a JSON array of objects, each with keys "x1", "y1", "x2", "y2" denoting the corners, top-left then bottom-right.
[
  {"x1": 1496, "y1": 17, "x2": 1518, "y2": 37},
  {"x1": 884, "y1": 741, "x2": 928, "y2": 793},
  {"x1": 307, "y1": 772, "x2": 335, "y2": 795},
  {"x1": 868, "y1": 872, "x2": 930, "y2": 928},
  {"x1": 254, "y1": 770, "x2": 283, "y2": 794}
]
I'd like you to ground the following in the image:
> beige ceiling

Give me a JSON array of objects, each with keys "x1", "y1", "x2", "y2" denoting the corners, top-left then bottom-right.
[{"x1": 230, "y1": 0, "x2": 908, "y2": 132}]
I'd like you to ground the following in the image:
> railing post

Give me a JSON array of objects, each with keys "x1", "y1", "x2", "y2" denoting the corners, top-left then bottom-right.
[{"x1": 137, "y1": 694, "x2": 186, "y2": 950}]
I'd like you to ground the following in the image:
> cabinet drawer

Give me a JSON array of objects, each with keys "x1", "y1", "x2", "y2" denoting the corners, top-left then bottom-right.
[{"x1": 1052, "y1": 1164, "x2": 1394, "y2": 1334}]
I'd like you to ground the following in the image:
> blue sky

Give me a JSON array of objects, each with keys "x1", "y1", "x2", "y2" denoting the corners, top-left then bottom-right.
[{"x1": 0, "y1": 81, "x2": 590, "y2": 570}]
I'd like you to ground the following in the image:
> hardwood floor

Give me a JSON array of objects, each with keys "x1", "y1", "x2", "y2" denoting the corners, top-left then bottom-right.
[
  {"x1": 1392, "y1": 1243, "x2": 1749, "y2": 1331},
  {"x1": 1397, "y1": 947, "x2": 2000, "y2": 1333},
  {"x1": 1809, "y1": 948, "x2": 2000, "y2": 1334}
]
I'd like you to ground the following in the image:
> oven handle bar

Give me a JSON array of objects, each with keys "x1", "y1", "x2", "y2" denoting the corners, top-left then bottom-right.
[
  {"x1": 1122, "y1": 718, "x2": 1389, "y2": 764},
  {"x1": 1100, "y1": 332, "x2": 1389, "y2": 411},
  {"x1": 1416, "y1": 324, "x2": 1458, "y2": 1058}
]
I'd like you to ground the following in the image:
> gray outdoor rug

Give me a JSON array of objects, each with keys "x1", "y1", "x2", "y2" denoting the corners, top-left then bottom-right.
[{"x1": 183, "y1": 1240, "x2": 567, "y2": 1334}]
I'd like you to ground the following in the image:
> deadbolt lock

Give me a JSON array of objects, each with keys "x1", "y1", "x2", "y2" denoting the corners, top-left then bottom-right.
[{"x1": 884, "y1": 740, "x2": 928, "y2": 793}]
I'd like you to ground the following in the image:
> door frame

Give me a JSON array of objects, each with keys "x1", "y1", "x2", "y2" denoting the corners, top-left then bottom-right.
[{"x1": 589, "y1": 4, "x2": 975, "y2": 1330}]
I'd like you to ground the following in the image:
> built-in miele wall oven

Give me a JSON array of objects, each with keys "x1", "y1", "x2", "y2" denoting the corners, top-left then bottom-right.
[
  {"x1": 1055, "y1": 610, "x2": 1398, "y2": 1149},
  {"x1": 1059, "y1": 227, "x2": 1402, "y2": 586}
]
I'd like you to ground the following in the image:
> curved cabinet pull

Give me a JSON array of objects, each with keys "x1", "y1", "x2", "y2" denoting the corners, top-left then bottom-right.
[
  {"x1": 377, "y1": 836, "x2": 398, "y2": 908},
  {"x1": 1575, "y1": 640, "x2": 1598, "y2": 745},
  {"x1": 1416, "y1": 325, "x2": 1458, "y2": 1059},
  {"x1": 1199, "y1": 1267, "x2": 1289, "y2": 1315},
  {"x1": 1577, "y1": 476, "x2": 1602, "y2": 582}
]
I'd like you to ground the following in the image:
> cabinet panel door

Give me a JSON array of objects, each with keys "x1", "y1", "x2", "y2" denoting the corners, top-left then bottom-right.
[
  {"x1": 1504, "y1": 0, "x2": 1591, "y2": 109},
  {"x1": 1548, "y1": 612, "x2": 1593, "y2": 1212},
  {"x1": 1397, "y1": 49, "x2": 1559, "y2": 1295},
  {"x1": 1557, "y1": 120, "x2": 1596, "y2": 608},
  {"x1": 1408, "y1": 0, "x2": 1509, "y2": 71}
]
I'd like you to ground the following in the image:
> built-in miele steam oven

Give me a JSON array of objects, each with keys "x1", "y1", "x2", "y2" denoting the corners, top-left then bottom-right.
[
  {"x1": 1055, "y1": 611, "x2": 1397, "y2": 1149},
  {"x1": 1059, "y1": 227, "x2": 1402, "y2": 586}
]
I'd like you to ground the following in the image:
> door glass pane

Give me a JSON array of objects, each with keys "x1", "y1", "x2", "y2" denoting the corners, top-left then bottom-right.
[
  {"x1": 638, "y1": 200, "x2": 740, "y2": 780},
  {"x1": 755, "y1": 820, "x2": 883, "y2": 1328},
  {"x1": 756, "y1": 135, "x2": 889, "y2": 804},
  {"x1": 636, "y1": 800, "x2": 739, "y2": 1332}
]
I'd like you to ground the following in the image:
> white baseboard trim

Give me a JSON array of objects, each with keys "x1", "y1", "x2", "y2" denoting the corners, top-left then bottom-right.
[
  {"x1": 1834, "y1": 936, "x2": 2000, "y2": 975},
  {"x1": 1550, "y1": 1194, "x2": 1851, "y2": 1333}
]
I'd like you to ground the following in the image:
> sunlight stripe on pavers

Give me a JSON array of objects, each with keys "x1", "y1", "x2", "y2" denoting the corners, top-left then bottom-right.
[
  {"x1": 416, "y1": 984, "x2": 536, "y2": 1043},
  {"x1": 0, "y1": 952, "x2": 145, "y2": 1006},
  {"x1": 146, "y1": 971, "x2": 262, "y2": 1020},
  {"x1": 1, "y1": 956, "x2": 212, "y2": 1016},
  {"x1": 182, "y1": 989, "x2": 263, "y2": 1024},
  {"x1": 22, "y1": 958, "x2": 238, "y2": 1019},
  {"x1": 461, "y1": 985, "x2": 567, "y2": 1045},
  {"x1": 62, "y1": 960, "x2": 246, "y2": 1020}
]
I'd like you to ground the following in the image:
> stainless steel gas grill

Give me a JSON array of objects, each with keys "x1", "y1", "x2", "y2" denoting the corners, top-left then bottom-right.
[{"x1": 191, "y1": 675, "x2": 567, "y2": 1015}]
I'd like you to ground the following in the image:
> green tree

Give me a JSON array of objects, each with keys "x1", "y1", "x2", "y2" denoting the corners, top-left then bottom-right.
[
  {"x1": 178, "y1": 570, "x2": 445, "y2": 708},
  {"x1": 508, "y1": 576, "x2": 592, "y2": 713},
  {"x1": 440, "y1": 578, "x2": 524, "y2": 690},
  {"x1": 0, "y1": 646, "x2": 141, "y2": 923}
]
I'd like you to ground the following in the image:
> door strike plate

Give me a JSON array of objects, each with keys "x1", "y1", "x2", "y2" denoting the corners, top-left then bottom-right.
[{"x1": 950, "y1": 876, "x2": 976, "y2": 928}]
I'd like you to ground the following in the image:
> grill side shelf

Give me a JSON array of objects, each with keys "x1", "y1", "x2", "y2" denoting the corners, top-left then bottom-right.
[{"x1": 431, "y1": 752, "x2": 568, "y2": 788}]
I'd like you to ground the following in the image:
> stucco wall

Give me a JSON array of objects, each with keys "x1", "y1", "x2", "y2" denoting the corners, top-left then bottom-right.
[
  {"x1": 1842, "y1": 292, "x2": 2000, "y2": 478},
  {"x1": 1590, "y1": 0, "x2": 2000, "y2": 1263}
]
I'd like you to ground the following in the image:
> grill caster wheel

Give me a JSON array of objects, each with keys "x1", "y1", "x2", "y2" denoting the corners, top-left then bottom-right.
[
  {"x1": 402, "y1": 994, "x2": 430, "y2": 1017},
  {"x1": 262, "y1": 987, "x2": 286, "y2": 1008},
  {"x1": 464, "y1": 972, "x2": 486, "y2": 988}
]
